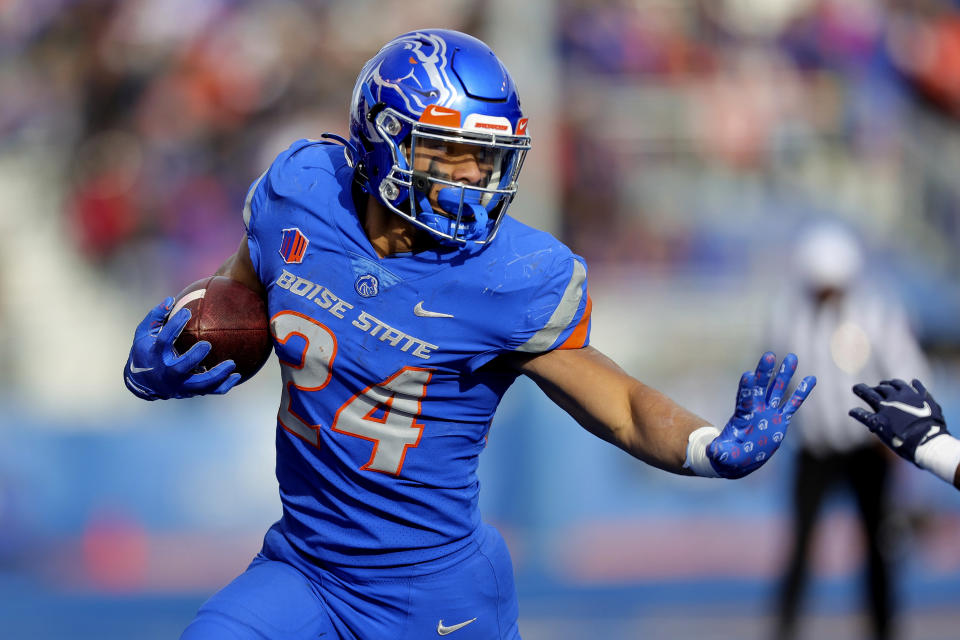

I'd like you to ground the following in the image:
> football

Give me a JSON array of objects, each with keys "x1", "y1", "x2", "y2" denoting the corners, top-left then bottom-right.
[{"x1": 171, "y1": 276, "x2": 273, "y2": 381}]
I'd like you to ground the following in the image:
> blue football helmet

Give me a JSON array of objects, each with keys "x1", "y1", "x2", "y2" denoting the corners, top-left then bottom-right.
[{"x1": 346, "y1": 29, "x2": 530, "y2": 245}]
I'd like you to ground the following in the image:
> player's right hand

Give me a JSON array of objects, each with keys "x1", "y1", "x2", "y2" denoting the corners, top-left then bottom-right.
[
  {"x1": 850, "y1": 378, "x2": 949, "y2": 467},
  {"x1": 123, "y1": 297, "x2": 241, "y2": 400}
]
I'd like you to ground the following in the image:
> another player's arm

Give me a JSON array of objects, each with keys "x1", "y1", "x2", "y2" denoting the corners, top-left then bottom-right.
[
  {"x1": 515, "y1": 346, "x2": 815, "y2": 479},
  {"x1": 851, "y1": 379, "x2": 960, "y2": 489}
]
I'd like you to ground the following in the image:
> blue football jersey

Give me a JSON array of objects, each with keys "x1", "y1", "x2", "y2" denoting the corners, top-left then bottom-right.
[{"x1": 243, "y1": 139, "x2": 591, "y2": 568}]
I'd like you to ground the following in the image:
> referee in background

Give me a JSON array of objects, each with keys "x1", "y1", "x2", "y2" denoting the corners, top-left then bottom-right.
[{"x1": 769, "y1": 224, "x2": 930, "y2": 640}]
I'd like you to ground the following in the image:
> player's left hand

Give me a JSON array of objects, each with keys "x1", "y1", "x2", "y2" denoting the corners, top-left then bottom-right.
[{"x1": 708, "y1": 352, "x2": 816, "y2": 479}]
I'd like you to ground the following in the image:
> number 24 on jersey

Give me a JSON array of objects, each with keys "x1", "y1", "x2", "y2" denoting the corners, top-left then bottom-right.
[{"x1": 271, "y1": 311, "x2": 432, "y2": 476}]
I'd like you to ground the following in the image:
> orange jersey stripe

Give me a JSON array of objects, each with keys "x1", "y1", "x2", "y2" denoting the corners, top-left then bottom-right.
[{"x1": 558, "y1": 294, "x2": 591, "y2": 350}]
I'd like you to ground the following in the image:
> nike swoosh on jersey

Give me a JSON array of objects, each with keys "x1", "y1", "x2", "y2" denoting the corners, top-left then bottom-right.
[
  {"x1": 437, "y1": 618, "x2": 477, "y2": 635},
  {"x1": 414, "y1": 301, "x2": 455, "y2": 318},
  {"x1": 879, "y1": 400, "x2": 932, "y2": 418}
]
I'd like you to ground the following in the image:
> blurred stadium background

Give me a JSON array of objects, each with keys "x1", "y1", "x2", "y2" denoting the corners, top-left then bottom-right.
[{"x1": 2, "y1": 0, "x2": 960, "y2": 638}]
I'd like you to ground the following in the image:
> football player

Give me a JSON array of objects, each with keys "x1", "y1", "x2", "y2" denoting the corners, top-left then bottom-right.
[
  {"x1": 124, "y1": 30, "x2": 816, "y2": 640},
  {"x1": 852, "y1": 379, "x2": 960, "y2": 489}
]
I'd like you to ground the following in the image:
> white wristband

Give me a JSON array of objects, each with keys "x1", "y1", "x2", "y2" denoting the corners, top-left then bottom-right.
[
  {"x1": 684, "y1": 425, "x2": 720, "y2": 478},
  {"x1": 915, "y1": 434, "x2": 960, "y2": 486}
]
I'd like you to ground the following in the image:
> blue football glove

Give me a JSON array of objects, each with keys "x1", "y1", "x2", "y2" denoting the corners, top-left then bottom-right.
[
  {"x1": 708, "y1": 352, "x2": 816, "y2": 479},
  {"x1": 850, "y1": 378, "x2": 948, "y2": 467},
  {"x1": 123, "y1": 297, "x2": 241, "y2": 400}
]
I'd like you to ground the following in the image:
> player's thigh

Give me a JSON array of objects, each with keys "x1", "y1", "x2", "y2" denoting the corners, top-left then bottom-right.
[
  {"x1": 181, "y1": 556, "x2": 331, "y2": 640},
  {"x1": 404, "y1": 524, "x2": 521, "y2": 640}
]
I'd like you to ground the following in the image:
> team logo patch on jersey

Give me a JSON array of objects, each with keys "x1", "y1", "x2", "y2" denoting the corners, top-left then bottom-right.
[
  {"x1": 279, "y1": 228, "x2": 309, "y2": 264},
  {"x1": 355, "y1": 274, "x2": 379, "y2": 297}
]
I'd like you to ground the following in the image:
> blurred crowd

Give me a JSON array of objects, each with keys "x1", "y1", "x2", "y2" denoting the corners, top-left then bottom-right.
[
  {"x1": 5, "y1": 0, "x2": 960, "y2": 295},
  {"x1": 558, "y1": 0, "x2": 960, "y2": 278},
  {"x1": 1, "y1": 0, "x2": 484, "y2": 292}
]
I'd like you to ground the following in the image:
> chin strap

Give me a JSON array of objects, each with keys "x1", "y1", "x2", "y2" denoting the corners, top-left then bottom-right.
[
  {"x1": 411, "y1": 186, "x2": 489, "y2": 243},
  {"x1": 437, "y1": 187, "x2": 487, "y2": 227}
]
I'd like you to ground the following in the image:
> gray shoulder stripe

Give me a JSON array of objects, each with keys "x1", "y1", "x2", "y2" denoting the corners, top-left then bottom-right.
[
  {"x1": 516, "y1": 260, "x2": 586, "y2": 353},
  {"x1": 242, "y1": 169, "x2": 269, "y2": 229}
]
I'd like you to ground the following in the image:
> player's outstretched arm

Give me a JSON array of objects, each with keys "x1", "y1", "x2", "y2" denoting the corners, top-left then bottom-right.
[
  {"x1": 123, "y1": 235, "x2": 261, "y2": 401},
  {"x1": 851, "y1": 379, "x2": 960, "y2": 489},
  {"x1": 516, "y1": 348, "x2": 815, "y2": 478}
]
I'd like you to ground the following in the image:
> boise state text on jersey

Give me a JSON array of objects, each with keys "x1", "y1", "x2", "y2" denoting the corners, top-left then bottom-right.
[{"x1": 243, "y1": 139, "x2": 591, "y2": 569}]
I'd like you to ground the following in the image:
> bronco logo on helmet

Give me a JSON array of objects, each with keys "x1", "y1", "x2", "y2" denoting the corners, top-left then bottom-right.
[{"x1": 365, "y1": 32, "x2": 459, "y2": 126}]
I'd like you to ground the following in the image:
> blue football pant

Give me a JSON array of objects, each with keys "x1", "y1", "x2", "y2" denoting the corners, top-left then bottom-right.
[{"x1": 181, "y1": 524, "x2": 521, "y2": 640}]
